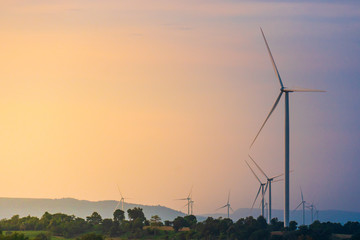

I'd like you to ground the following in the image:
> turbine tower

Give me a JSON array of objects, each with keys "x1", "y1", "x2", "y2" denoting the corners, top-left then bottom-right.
[
  {"x1": 250, "y1": 28, "x2": 325, "y2": 227},
  {"x1": 190, "y1": 200, "x2": 194, "y2": 215},
  {"x1": 248, "y1": 155, "x2": 284, "y2": 223},
  {"x1": 216, "y1": 191, "x2": 234, "y2": 219},
  {"x1": 245, "y1": 160, "x2": 266, "y2": 217},
  {"x1": 185, "y1": 199, "x2": 194, "y2": 215},
  {"x1": 294, "y1": 188, "x2": 306, "y2": 225}
]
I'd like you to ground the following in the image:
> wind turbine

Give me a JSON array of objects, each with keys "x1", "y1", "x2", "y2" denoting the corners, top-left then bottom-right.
[
  {"x1": 250, "y1": 28, "x2": 325, "y2": 227},
  {"x1": 307, "y1": 203, "x2": 317, "y2": 223},
  {"x1": 248, "y1": 155, "x2": 284, "y2": 223},
  {"x1": 176, "y1": 187, "x2": 193, "y2": 215},
  {"x1": 245, "y1": 160, "x2": 266, "y2": 217},
  {"x1": 294, "y1": 188, "x2": 307, "y2": 225},
  {"x1": 114, "y1": 185, "x2": 130, "y2": 212},
  {"x1": 216, "y1": 191, "x2": 234, "y2": 219}
]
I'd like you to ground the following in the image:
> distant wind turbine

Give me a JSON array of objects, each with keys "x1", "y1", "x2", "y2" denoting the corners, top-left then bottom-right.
[
  {"x1": 248, "y1": 155, "x2": 284, "y2": 223},
  {"x1": 294, "y1": 188, "x2": 307, "y2": 225},
  {"x1": 245, "y1": 160, "x2": 266, "y2": 217},
  {"x1": 216, "y1": 191, "x2": 234, "y2": 219},
  {"x1": 307, "y1": 202, "x2": 318, "y2": 223},
  {"x1": 114, "y1": 185, "x2": 131, "y2": 212},
  {"x1": 250, "y1": 28, "x2": 325, "y2": 227},
  {"x1": 176, "y1": 186, "x2": 193, "y2": 215}
]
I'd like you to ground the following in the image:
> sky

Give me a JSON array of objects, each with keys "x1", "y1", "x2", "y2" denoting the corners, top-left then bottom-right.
[{"x1": 0, "y1": 0, "x2": 360, "y2": 215}]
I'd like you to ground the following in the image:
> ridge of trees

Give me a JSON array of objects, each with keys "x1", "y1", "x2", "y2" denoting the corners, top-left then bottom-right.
[{"x1": 1, "y1": 209, "x2": 360, "y2": 240}]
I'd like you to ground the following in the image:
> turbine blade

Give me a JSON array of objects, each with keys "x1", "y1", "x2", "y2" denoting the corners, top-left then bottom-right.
[
  {"x1": 260, "y1": 27, "x2": 284, "y2": 88},
  {"x1": 117, "y1": 184, "x2": 124, "y2": 199},
  {"x1": 301, "y1": 187, "x2": 304, "y2": 202},
  {"x1": 250, "y1": 91, "x2": 283, "y2": 148},
  {"x1": 251, "y1": 185, "x2": 262, "y2": 210},
  {"x1": 264, "y1": 182, "x2": 269, "y2": 195},
  {"x1": 271, "y1": 172, "x2": 285, "y2": 179},
  {"x1": 230, "y1": 206, "x2": 235, "y2": 213},
  {"x1": 188, "y1": 185, "x2": 193, "y2": 198},
  {"x1": 244, "y1": 160, "x2": 262, "y2": 184},
  {"x1": 270, "y1": 169, "x2": 292, "y2": 180},
  {"x1": 272, "y1": 179, "x2": 283, "y2": 183},
  {"x1": 215, "y1": 205, "x2": 227, "y2": 211},
  {"x1": 114, "y1": 200, "x2": 121, "y2": 211},
  {"x1": 285, "y1": 88, "x2": 326, "y2": 92},
  {"x1": 175, "y1": 198, "x2": 188, "y2": 201},
  {"x1": 293, "y1": 202, "x2": 302, "y2": 211},
  {"x1": 248, "y1": 154, "x2": 269, "y2": 179}
]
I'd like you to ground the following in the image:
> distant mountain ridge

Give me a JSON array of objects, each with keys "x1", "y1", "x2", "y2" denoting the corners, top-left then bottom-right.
[
  {"x1": 0, "y1": 198, "x2": 359, "y2": 224},
  {"x1": 0, "y1": 197, "x2": 185, "y2": 221}
]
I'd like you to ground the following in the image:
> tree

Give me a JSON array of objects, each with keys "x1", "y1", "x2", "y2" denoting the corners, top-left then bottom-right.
[
  {"x1": 150, "y1": 215, "x2": 162, "y2": 226},
  {"x1": 351, "y1": 233, "x2": 360, "y2": 240},
  {"x1": 184, "y1": 215, "x2": 197, "y2": 229},
  {"x1": 113, "y1": 209, "x2": 125, "y2": 223},
  {"x1": 173, "y1": 217, "x2": 187, "y2": 232},
  {"x1": 269, "y1": 218, "x2": 284, "y2": 231},
  {"x1": 86, "y1": 212, "x2": 102, "y2": 225},
  {"x1": 256, "y1": 216, "x2": 267, "y2": 230},
  {"x1": 249, "y1": 229, "x2": 270, "y2": 240},
  {"x1": 101, "y1": 219, "x2": 113, "y2": 233},
  {"x1": 289, "y1": 221, "x2": 298, "y2": 231},
  {"x1": 127, "y1": 208, "x2": 145, "y2": 222}
]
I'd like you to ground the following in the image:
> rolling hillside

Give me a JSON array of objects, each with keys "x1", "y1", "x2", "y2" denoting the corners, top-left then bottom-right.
[{"x1": 0, "y1": 197, "x2": 185, "y2": 221}]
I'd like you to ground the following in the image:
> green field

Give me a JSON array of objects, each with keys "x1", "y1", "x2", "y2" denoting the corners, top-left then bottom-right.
[{"x1": 5, "y1": 231, "x2": 72, "y2": 240}]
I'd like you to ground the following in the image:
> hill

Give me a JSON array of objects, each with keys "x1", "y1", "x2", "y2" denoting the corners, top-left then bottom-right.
[{"x1": 0, "y1": 197, "x2": 184, "y2": 221}]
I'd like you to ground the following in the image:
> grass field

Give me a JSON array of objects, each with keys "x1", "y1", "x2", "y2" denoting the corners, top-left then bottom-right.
[{"x1": 6, "y1": 231, "x2": 72, "y2": 240}]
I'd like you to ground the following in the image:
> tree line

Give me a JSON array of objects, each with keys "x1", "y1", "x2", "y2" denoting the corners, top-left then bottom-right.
[{"x1": 1, "y1": 209, "x2": 360, "y2": 240}]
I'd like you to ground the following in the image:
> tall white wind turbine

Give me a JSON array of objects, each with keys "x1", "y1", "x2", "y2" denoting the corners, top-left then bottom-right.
[
  {"x1": 216, "y1": 191, "x2": 234, "y2": 219},
  {"x1": 248, "y1": 155, "x2": 284, "y2": 223},
  {"x1": 245, "y1": 160, "x2": 266, "y2": 217},
  {"x1": 294, "y1": 188, "x2": 307, "y2": 225},
  {"x1": 250, "y1": 28, "x2": 325, "y2": 227}
]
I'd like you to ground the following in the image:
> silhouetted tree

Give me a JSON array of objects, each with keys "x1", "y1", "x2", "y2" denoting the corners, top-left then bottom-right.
[
  {"x1": 150, "y1": 215, "x2": 162, "y2": 226},
  {"x1": 127, "y1": 207, "x2": 145, "y2": 222},
  {"x1": 113, "y1": 209, "x2": 125, "y2": 223},
  {"x1": 86, "y1": 212, "x2": 102, "y2": 225},
  {"x1": 173, "y1": 217, "x2": 187, "y2": 232},
  {"x1": 101, "y1": 219, "x2": 113, "y2": 233},
  {"x1": 289, "y1": 221, "x2": 297, "y2": 231}
]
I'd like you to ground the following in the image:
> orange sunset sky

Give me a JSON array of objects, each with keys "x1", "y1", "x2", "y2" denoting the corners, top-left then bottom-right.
[{"x1": 1, "y1": 0, "x2": 359, "y2": 214}]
